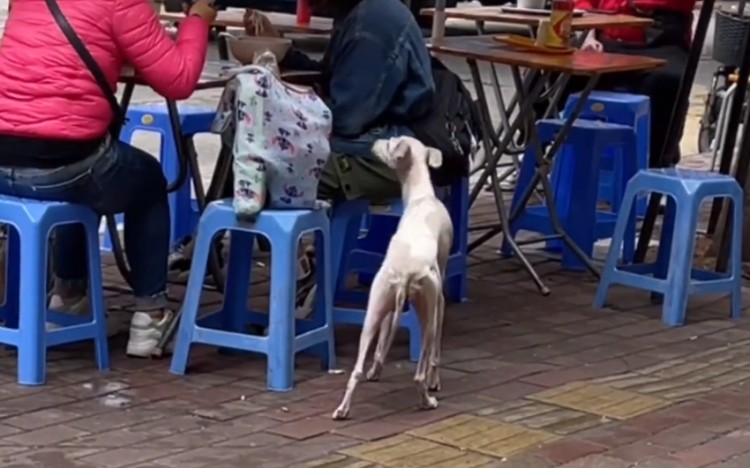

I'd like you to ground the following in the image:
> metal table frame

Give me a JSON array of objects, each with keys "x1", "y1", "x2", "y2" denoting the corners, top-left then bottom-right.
[{"x1": 463, "y1": 56, "x2": 603, "y2": 296}]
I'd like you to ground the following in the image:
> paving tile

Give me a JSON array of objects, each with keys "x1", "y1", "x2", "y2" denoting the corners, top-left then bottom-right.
[
  {"x1": 558, "y1": 454, "x2": 631, "y2": 467},
  {"x1": 407, "y1": 414, "x2": 557, "y2": 458},
  {"x1": 531, "y1": 438, "x2": 608, "y2": 465},
  {"x1": 2, "y1": 424, "x2": 89, "y2": 446},
  {"x1": 482, "y1": 400, "x2": 604, "y2": 436},
  {"x1": 79, "y1": 448, "x2": 183, "y2": 467},
  {"x1": 340, "y1": 434, "x2": 488, "y2": 466},
  {"x1": 528, "y1": 382, "x2": 671, "y2": 420}
]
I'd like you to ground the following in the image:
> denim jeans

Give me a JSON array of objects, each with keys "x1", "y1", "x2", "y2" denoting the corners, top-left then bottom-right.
[{"x1": 0, "y1": 139, "x2": 170, "y2": 310}]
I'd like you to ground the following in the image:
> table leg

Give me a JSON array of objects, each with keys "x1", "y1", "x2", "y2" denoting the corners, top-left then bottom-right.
[
  {"x1": 216, "y1": 26, "x2": 229, "y2": 61},
  {"x1": 467, "y1": 59, "x2": 550, "y2": 295},
  {"x1": 508, "y1": 70, "x2": 602, "y2": 278}
]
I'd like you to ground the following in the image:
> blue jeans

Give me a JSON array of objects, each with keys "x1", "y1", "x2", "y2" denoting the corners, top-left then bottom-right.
[{"x1": 0, "y1": 139, "x2": 170, "y2": 309}]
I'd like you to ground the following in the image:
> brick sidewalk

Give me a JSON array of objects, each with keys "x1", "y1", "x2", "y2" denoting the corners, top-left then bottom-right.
[{"x1": 0, "y1": 200, "x2": 746, "y2": 468}]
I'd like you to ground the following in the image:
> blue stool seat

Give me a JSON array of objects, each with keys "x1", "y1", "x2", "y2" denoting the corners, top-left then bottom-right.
[
  {"x1": 330, "y1": 178, "x2": 469, "y2": 362},
  {"x1": 564, "y1": 91, "x2": 650, "y2": 216},
  {"x1": 103, "y1": 103, "x2": 216, "y2": 250},
  {"x1": 506, "y1": 119, "x2": 638, "y2": 270},
  {"x1": 0, "y1": 196, "x2": 109, "y2": 385},
  {"x1": 169, "y1": 200, "x2": 335, "y2": 392},
  {"x1": 594, "y1": 169, "x2": 743, "y2": 326}
]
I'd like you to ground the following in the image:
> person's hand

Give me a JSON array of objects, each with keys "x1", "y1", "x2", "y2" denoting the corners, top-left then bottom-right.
[
  {"x1": 581, "y1": 31, "x2": 603, "y2": 52},
  {"x1": 189, "y1": 0, "x2": 218, "y2": 24},
  {"x1": 243, "y1": 9, "x2": 281, "y2": 37}
]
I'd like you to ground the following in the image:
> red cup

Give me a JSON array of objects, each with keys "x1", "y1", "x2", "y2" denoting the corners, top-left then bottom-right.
[{"x1": 296, "y1": 0, "x2": 311, "y2": 25}]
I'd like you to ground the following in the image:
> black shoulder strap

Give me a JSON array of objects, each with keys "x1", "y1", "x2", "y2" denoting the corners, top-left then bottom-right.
[{"x1": 45, "y1": 0, "x2": 123, "y2": 137}]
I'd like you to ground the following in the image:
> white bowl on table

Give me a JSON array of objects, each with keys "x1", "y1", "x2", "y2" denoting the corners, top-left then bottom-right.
[{"x1": 219, "y1": 33, "x2": 292, "y2": 65}]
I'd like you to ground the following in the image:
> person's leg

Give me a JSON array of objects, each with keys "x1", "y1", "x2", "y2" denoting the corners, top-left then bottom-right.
[
  {"x1": 7, "y1": 139, "x2": 171, "y2": 354},
  {"x1": 85, "y1": 141, "x2": 171, "y2": 356},
  {"x1": 318, "y1": 153, "x2": 401, "y2": 202},
  {"x1": 602, "y1": 44, "x2": 689, "y2": 167}
]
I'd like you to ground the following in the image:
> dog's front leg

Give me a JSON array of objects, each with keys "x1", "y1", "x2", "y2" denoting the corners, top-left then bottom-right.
[
  {"x1": 413, "y1": 287, "x2": 438, "y2": 411},
  {"x1": 332, "y1": 272, "x2": 393, "y2": 420}
]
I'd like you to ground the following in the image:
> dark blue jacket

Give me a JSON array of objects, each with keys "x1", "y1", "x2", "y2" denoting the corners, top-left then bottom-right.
[{"x1": 283, "y1": 0, "x2": 435, "y2": 157}]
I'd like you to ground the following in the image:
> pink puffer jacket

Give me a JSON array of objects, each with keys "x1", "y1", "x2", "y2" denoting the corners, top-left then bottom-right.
[{"x1": 0, "y1": 0, "x2": 210, "y2": 140}]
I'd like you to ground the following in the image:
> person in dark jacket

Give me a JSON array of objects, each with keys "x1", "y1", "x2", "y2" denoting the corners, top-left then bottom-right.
[{"x1": 245, "y1": 0, "x2": 435, "y2": 201}]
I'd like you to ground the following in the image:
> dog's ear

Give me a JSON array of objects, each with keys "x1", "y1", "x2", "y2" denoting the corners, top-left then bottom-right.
[{"x1": 426, "y1": 147, "x2": 443, "y2": 168}]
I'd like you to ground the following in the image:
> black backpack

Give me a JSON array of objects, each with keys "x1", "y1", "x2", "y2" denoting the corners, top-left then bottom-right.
[{"x1": 410, "y1": 57, "x2": 482, "y2": 186}]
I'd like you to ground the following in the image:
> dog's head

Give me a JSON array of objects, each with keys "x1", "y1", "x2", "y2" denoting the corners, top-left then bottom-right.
[{"x1": 371, "y1": 137, "x2": 442, "y2": 176}]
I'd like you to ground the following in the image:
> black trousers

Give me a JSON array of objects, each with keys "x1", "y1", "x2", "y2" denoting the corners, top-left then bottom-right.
[{"x1": 559, "y1": 43, "x2": 689, "y2": 167}]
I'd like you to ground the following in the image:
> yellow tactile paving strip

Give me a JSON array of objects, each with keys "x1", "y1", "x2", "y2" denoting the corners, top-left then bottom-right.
[
  {"x1": 528, "y1": 382, "x2": 671, "y2": 420},
  {"x1": 408, "y1": 415, "x2": 558, "y2": 458},
  {"x1": 340, "y1": 434, "x2": 494, "y2": 467}
]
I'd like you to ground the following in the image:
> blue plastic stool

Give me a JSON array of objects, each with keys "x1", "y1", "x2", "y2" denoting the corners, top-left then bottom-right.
[
  {"x1": 352, "y1": 177, "x2": 469, "y2": 303},
  {"x1": 169, "y1": 200, "x2": 335, "y2": 392},
  {"x1": 594, "y1": 169, "x2": 743, "y2": 326},
  {"x1": 0, "y1": 197, "x2": 109, "y2": 385},
  {"x1": 564, "y1": 91, "x2": 650, "y2": 216},
  {"x1": 505, "y1": 119, "x2": 638, "y2": 270},
  {"x1": 103, "y1": 103, "x2": 216, "y2": 250}
]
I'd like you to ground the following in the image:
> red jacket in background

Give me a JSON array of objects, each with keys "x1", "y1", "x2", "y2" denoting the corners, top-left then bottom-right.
[
  {"x1": 0, "y1": 0, "x2": 210, "y2": 142},
  {"x1": 574, "y1": 0, "x2": 696, "y2": 45}
]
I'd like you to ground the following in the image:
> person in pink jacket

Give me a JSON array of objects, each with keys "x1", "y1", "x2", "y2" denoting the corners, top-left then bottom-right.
[{"x1": 0, "y1": 0, "x2": 217, "y2": 357}]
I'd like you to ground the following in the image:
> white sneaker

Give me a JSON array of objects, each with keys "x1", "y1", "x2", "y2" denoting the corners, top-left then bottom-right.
[{"x1": 126, "y1": 310, "x2": 174, "y2": 358}]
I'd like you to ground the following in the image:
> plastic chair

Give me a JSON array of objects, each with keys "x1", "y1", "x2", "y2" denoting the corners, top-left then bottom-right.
[
  {"x1": 594, "y1": 169, "x2": 743, "y2": 326},
  {"x1": 103, "y1": 103, "x2": 216, "y2": 250},
  {"x1": 504, "y1": 119, "x2": 638, "y2": 270},
  {"x1": 0, "y1": 196, "x2": 109, "y2": 385},
  {"x1": 169, "y1": 200, "x2": 335, "y2": 392},
  {"x1": 564, "y1": 91, "x2": 650, "y2": 216}
]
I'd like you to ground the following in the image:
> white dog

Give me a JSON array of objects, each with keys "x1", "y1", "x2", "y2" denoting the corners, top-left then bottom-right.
[{"x1": 332, "y1": 136, "x2": 454, "y2": 420}]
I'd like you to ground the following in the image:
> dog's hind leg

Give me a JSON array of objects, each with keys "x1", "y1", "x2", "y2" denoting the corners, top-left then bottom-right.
[
  {"x1": 332, "y1": 272, "x2": 393, "y2": 420},
  {"x1": 412, "y1": 281, "x2": 438, "y2": 410},
  {"x1": 428, "y1": 288, "x2": 445, "y2": 392},
  {"x1": 366, "y1": 302, "x2": 401, "y2": 382}
]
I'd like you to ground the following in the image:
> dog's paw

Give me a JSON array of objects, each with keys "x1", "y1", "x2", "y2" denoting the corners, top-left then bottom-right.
[
  {"x1": 420, "y1": 395, "x2": 438, "y2": 410},
  {"x1": 332, "y1": 405, "x2": 350, "y2": 420},
  {"x1": 366, "y1": 364, "x2": 382, "y2": 382}
]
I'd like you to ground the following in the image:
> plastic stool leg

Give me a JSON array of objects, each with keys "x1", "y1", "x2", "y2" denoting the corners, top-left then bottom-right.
[
  {"x1": 662, "y1": 202, "x2": 698, "y2": 327},
  {"x1": 331, "y1": 204, "x2": 365, "y2": 295},
  {"x1": 84, "y1": 221, "x2": 110, "y2": 372},
  {"x1": 312, "y1": 228, "x2": 336, "y2": 370},
  {"x1": 651, "y1": 196, "x2": 676, "y2": 304},
  {"x1": 593, "y1": 185, "x2": 639, "y2": 310},
  {"x1": 446, "y1": 180, "x2": 468, "y2": 303},
  {"x1": 219, "y1": 230, "x2": 254, "y2": 355},
  {"x1": 730, "y1": 194, "x2": 743, "y2": 319},
  {"x1": 169, "y1": 223, "x2": 216, "y2": 376},
  {"x1": 17, "y1": 225, "x2": 47, "y2": 385},
  {"x1": 3, "y1": 227, "x2": 20, "y2": 329},
  {"x1": 267, "y1": 237, "x2": 297, "y2": 392}
]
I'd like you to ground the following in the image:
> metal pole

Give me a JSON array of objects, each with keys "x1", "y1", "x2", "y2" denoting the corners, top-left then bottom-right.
[
  {"x1": 633, "y1": 0, "x2": 717, "y2": 262},
  {"x1": 716, "y1": 18, "x2": 750, "y2": 272},
  {"x1": 708, "y1": 14, "x2": 750, "y2": 234},
  {"x1": 431, "y1": 0, "x2": 446, "y2": 44}
]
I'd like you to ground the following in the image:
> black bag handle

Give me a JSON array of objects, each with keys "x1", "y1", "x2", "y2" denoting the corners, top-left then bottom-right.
[{"x1": 45, "y1": 0, "x2": 124, "y2": 138}]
